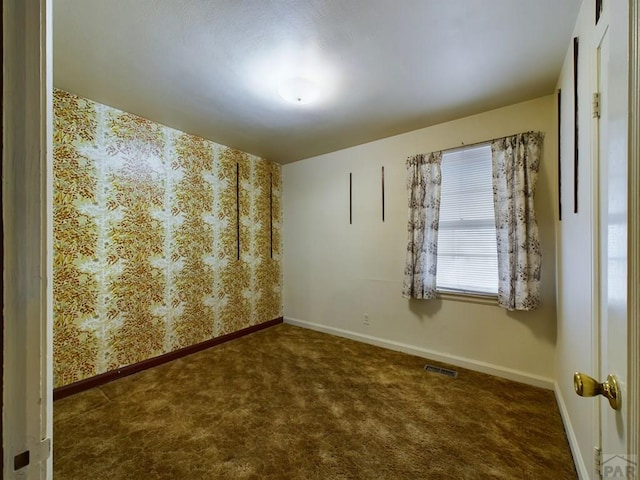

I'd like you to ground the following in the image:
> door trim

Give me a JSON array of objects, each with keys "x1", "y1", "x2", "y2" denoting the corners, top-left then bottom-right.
[
  {"x1": 591, "y1": 6, "x2": 609, "y2": 470},
  {"x1": 628, "y1": 0, "x2": 639, "y2": 463},
  {"x1": 2, "y1": 0, "x2": 52, "y2": 478}
]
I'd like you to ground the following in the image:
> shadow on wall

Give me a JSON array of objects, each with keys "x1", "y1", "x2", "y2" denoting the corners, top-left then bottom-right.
[
  {"x1": 407, "y1": 295, "x2": 556, "y2": 348},
  {"x1": 408, "y1": 297, "x2": 443, "y2": 319},
  {"x1": 506, "y1": 308, "x2": 558, "y2": 346}
]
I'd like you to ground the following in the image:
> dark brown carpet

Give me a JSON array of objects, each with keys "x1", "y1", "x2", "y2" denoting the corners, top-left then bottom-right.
[{"x1": 54, "y1": 324, "x2": 577, "y2": 479}]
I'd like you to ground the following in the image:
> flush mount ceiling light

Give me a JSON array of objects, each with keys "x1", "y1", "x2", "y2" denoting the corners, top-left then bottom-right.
[
  {"x1": 278, "y1": 77, "x2": 321, "y2": 105},
  {"x1": 244, "y1": 44, "x2": 337, "y2": 107}
]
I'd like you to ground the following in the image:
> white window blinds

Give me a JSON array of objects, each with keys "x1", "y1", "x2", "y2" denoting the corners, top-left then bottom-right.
[{"x1": 436, "y1": 144, "x2": 498, "y2": 295}]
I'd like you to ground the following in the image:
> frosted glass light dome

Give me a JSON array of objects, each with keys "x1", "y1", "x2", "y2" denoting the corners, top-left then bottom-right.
[{"x1": 278, "y1": 77, "x2": 321, "y2": 105}]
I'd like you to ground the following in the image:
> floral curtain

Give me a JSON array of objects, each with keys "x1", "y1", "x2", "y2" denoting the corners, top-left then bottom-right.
[
  {"x1": 491, "y1": 132, "x2": 544, "y2": 310},
  {"x1": 402, "y1": 152, "x2": 442, "y2": 299}
]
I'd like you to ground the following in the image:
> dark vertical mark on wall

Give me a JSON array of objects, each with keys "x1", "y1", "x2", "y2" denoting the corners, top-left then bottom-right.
[
  {"x1": 595, "y1": 0, "x2": 603, "y2": 24},
  {"x1": 0, "y1": 1, "x2": 4, "y2": 466},
  {"x1": 382, "y1": 166, "x2": 385, "y2": 222},
  {"x1": 269, "y1": 172, "x2": 273, "y2": 259},
  {"x1": 236, "y1": 162, "x2": 240, "y2": 260},
  {"x1": 349, "y1": 173, "x2": 352, "y2": 225},
  {"x1": 573, "y1": 37, "x2": 579, "y2": 214},
  {"x1": 557, "y1": 89, "x2": 562, "y2": 221}
]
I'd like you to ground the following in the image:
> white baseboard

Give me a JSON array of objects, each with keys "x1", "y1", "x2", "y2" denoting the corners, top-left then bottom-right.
[
  {"x1": 284, "y1": 317, "x2": 554, "y2": 390},
  {"x1": 554, "y1": 382, "x2": 590, "y2": 479}
]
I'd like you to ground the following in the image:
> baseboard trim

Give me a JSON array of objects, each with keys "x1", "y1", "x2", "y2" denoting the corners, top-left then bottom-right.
[
  {"x1": 284, "y1": 317, "x2": 554, "y2": 390},
  {"x1": 554, "y1": 382, "x2": 590, "y2": 479},
  {"x1": 54, "y1": 317, "x2": 283, "y2": 401}
]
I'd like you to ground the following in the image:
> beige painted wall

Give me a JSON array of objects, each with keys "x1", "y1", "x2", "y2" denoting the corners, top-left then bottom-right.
[
  {"x1": 554, "y1": 2, "x2": 596, "y2": 476},
  {"x1": 283, "y1": 95, "x2": 558, "y2": 387}
]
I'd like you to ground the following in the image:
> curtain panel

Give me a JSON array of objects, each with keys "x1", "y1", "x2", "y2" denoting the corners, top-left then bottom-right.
[
  {"x1": 491, "y1": 132, "x2": 544, "y2": 311},
  {"x1": 402, "y1": 152, "x2": 442, "y2": 299}
]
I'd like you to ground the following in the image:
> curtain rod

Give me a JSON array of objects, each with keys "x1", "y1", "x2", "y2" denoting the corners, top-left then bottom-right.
[
  {"x1": 409, "y1": 130, "x2": 541, "y2": 158},
  {"x1": 451, "y1": 130, "x2": 541, "y2": 152},
  {"x1": 445, "y1": 139, "x2": 492, "y2": 154}
]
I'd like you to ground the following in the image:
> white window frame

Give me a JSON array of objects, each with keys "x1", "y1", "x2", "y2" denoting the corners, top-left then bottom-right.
[{"x1": 436, "y1": 143, "x2": 499, "y2": 298}]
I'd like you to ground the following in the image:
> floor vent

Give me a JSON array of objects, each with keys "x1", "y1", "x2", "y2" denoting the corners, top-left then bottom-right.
[{"x1": 424, "y1": 364, "x2": 458, "y2": 378}]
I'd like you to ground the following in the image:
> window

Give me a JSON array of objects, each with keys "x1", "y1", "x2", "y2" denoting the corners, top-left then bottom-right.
[{"x1": 436, "y1": 144, "x2": 498, "y2": 295}]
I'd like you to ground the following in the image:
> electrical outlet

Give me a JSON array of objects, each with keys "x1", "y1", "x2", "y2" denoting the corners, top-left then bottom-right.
[{"x1": 363, "y1": 313, "x2": 369, "y2": 326}]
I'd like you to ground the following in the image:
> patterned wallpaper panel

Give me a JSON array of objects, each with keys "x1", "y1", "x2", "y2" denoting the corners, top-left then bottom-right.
[{"x1": 53, "y1": 89, "x2": 282, "y2": 388}]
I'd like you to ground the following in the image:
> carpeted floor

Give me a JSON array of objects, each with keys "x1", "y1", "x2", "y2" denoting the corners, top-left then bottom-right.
[{"x1": 54, "y1": 324, "x2": 577, "y2": 479}]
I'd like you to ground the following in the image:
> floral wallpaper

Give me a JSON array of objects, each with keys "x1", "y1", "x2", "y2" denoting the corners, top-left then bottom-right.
[{"x1": 53, "y1": 89, "x2": 282, "y2": 388}]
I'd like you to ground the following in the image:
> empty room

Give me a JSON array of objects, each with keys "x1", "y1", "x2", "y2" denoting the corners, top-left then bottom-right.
[{"x1": 3, "y1": 0, "x2": 639, "y2": 479}]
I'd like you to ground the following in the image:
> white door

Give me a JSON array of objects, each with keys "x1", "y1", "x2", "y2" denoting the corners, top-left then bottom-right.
[
  {"x1": 593, "y1": 3, "x2": 634, "y2": 478},
  {"x1": 575, "y1": 2, "x2": 637, "y2": 478}
]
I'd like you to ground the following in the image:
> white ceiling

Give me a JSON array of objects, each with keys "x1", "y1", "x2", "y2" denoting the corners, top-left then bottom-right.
[{"x1": 53, "y1": 0, "x2": 581, "y2": 164}]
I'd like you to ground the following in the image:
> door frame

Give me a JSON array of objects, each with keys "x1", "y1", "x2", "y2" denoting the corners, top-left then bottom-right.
[
  {"x1": 591, "y1": 7, "x2": 607, "y2": 468},
  {"x1": 628, "y1": 0, "x2": 640, "y2": 465},
  {"x1": 2, "y1": 0, "x2": 53, "y2": 479}
]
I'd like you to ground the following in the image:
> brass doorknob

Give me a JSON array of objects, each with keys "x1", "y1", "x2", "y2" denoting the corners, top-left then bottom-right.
[{"x1": 574, "y1": 372, "x2": 621, "y2": 410}]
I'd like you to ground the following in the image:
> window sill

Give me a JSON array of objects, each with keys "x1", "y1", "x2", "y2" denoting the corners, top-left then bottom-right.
[{"x1": 436, "y1": 289, "x2": 498, "y2": 306}]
